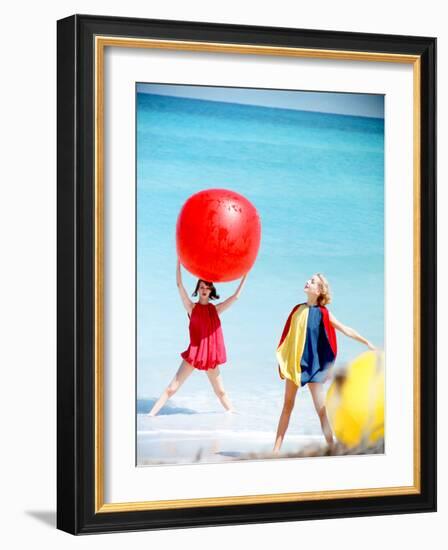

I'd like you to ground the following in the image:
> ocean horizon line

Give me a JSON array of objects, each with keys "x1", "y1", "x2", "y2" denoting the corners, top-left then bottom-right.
[{"x1": 137, "y1": 91, "x2": 385, "y2": 121}]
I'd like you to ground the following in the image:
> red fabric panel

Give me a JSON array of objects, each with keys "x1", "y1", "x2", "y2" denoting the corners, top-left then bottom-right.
[{"x1": 320, "y1": 306, "x2": 337, "y2": 357}]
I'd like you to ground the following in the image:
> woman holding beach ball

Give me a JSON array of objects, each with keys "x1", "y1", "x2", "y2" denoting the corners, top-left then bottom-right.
[
  {"x1": 273, "y1": 273, "x2": 376, "y2": 451},
  {"x1": 147, "y1": 189, "x2": 261, "y2": 416}
]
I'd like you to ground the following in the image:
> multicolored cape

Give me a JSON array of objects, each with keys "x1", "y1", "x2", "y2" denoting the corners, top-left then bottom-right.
[{"x1": 276, "y1": 303, "x2": 337, "y2": 387}]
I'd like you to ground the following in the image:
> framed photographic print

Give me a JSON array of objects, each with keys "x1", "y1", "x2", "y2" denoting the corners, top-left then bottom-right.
[{"x1": 57, "y1": 14, "x2": 436, "y2": 534}]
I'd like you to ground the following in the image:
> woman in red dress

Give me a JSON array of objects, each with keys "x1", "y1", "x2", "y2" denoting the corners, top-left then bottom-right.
[{"x1": 147, "y1": 259, "x2": 247, "y2": 416}]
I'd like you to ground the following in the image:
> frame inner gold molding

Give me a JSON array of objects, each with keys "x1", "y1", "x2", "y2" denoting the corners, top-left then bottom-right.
[{"x1": 94, "y1": 36, "x2": 421, "y2": 513}]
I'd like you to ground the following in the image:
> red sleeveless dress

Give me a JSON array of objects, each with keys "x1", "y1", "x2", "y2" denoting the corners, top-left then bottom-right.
[{"x1": 181, "y1": 303, "x2": 227, "y2": 370}]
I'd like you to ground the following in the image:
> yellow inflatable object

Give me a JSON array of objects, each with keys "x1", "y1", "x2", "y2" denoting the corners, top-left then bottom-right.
[{"x1": 326, "y1": 350, "x2": 384, "y2": 448}]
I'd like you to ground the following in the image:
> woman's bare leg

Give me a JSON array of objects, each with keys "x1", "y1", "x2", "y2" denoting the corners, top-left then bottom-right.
[
  {"x1": 147, "y1": 361, "x2": 194, "y2": 416},
  {"x1": 206, "y1": 367, "x2": 235, "y2": 412},
  {"x1": 308, "y1": 382, "x2": 334, "y2": 446},
  {"x1": 273, "y1": 379, "x2": 299, "y2": 452}
]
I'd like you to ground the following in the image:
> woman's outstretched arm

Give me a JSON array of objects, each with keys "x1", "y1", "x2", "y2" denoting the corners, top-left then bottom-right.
[
  {"x1": 329, "y1": 312, "x2": 376, "y2": 350},
  {"x1": 176, "y1": 259, "x2": 194, "y2": 314},
  {"x1": 215, "y1": 274, "x2": 248, "y2": 315}
]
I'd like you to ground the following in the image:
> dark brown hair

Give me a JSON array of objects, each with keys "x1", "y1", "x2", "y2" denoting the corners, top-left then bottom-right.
[{"x1": 192, "y1": 279, "x2": 220, "y2": 300}]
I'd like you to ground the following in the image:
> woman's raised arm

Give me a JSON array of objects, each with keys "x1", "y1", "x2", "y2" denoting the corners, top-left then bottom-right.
[
  {"x1": 176, "y1": 259, "x2": 194, "y2": 314},
  {"x1": 329, "y1": 312, "x2": 376, "y2": 350},
  {"x1": 215, "y1": 273, "x2": 248, "y2": 315}
]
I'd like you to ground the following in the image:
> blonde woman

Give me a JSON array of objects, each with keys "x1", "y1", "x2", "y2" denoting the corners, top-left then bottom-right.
[{"x1": 273, "y1": 273, "x2": 376, "y2": 452}]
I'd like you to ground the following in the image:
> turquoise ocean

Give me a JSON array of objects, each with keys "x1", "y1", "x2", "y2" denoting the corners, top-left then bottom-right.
[{"x1": 136, "y1": 90, "x2": 384, "y2": 464}]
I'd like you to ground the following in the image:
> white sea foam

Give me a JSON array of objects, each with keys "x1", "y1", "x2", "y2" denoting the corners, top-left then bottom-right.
[{"x1": 137, "y1": 428, "x2": 322, "y2": 439}]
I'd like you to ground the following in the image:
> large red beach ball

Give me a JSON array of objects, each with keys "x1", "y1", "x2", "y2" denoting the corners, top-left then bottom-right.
[{"x1": 176, "y1": 189, "x2": 261, "y2": 282}]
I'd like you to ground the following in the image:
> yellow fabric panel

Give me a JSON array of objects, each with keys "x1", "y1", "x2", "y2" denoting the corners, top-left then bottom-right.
[
  {"x1": 276, "y1": 304, "x2": 309, "y2": 387},
  {"x1": 326, "y1": 350, "x2": 384, "y2": 447}
]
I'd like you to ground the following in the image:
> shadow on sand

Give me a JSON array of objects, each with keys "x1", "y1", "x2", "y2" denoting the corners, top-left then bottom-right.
[
  {"x1": 137, "y1": 398, "x2": 198, "y2": 416},
  {"x1": 215, "y1": 451, "x2": 246, "y2": 458}
]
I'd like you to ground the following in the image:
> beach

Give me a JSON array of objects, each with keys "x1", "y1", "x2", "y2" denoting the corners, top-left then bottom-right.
[
  {"x1": 137, "y1": 411, "x2": 327, "y2": 465},
  {"x1": 137, "y1": 386, "x2": 331, "y2": 465}
]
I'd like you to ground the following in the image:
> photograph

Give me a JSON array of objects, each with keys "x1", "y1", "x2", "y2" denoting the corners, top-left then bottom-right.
[
  {"x1": 0, "y1": 0, "x2": 442, "y2": 542},
  {"x1": 136, "y1": 83, "x2": 385, "y2": 466},
  {"x1": 56, "y1": 14, "x2": 436, "y2": 533}
]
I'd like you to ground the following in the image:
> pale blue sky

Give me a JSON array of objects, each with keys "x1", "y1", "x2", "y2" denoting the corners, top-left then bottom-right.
[{"x1": 137, "y1": 83, "x2": 384, "y2": 119}]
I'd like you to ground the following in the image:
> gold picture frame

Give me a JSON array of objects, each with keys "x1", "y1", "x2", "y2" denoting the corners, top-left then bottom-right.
[{"x1": 57, "y1": 14, "x2": 436, "y2": 534}]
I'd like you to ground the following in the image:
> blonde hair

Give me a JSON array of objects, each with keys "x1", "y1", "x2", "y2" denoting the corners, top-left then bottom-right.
[{"x1": 315, "y1": 273, "x2": 332, "y2": 306}]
